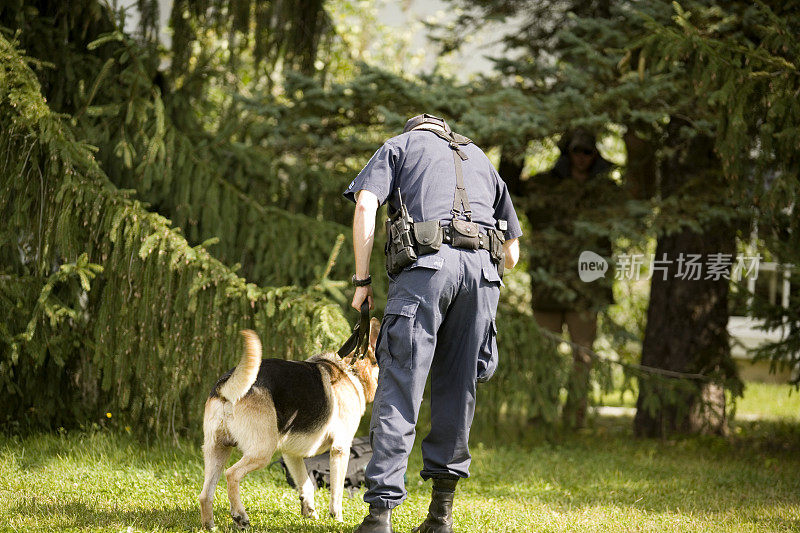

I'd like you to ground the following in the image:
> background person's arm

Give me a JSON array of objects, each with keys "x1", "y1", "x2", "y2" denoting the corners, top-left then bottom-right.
[{"x1": 351, "y1": 189, "x2": 379, "y2": 310}]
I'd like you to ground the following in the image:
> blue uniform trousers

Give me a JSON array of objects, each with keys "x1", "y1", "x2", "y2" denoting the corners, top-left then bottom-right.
[{"x1": 364, "y1": 244, "x2": 501, "y2": 509}]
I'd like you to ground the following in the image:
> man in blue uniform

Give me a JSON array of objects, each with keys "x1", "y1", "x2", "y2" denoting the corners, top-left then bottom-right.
[{"x1": 344, "y1": 114, "x2": 522, "y2": 533}]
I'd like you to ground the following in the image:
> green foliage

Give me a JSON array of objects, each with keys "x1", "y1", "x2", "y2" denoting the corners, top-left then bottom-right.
[
  {"x1": 478, "y1": 299, "x2": 569, "y2": 431},
  {"x1": 0, "y1": 33, "x2": 349, "y2": 435},
  {"x1": 3, "y1": 2, "x2": 378, "y2": 291},
  {"x1": 165, "y1": 0, "x2": 331, "y2": 77},
  {"x1": 70, "y1": 26, "x2": 361, "y2": 289}
]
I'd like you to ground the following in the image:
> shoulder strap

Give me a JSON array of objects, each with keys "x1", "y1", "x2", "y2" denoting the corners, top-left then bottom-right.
[
  {"x1": 425, "y1": 128, "x2": 472, "y2": 147},
  {"x1": 426, "y1": 129, "x2": 474, "y2": 221},
  {"x1": 450, "y1": 132, "x2": 473, "y2": 145}
]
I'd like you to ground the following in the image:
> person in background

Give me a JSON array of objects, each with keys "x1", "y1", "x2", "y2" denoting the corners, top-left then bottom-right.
[{"x1": 523, "y1": 129, "x2": 622, "y2": 428}]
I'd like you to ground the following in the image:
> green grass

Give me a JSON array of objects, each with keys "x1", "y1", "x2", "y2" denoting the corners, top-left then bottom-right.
[
  {"x1": 734, "y1": 383, "x2": 800, "y2": 421},
  {"x1": 1, "y1": 419, "x2": 799, "y2": 532},
  {"x1": 597, "y1": 381, "x2": 800, "y2": 422}
]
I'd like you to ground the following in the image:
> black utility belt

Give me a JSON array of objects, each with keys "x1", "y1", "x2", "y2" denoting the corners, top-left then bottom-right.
[{"x1": 385, "y1": 217, "x2": 506, "y2": 276}]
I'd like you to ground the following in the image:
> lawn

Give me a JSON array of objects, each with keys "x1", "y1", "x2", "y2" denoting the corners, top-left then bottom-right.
[
  {"x1": 1, "y1": 414, "x2": 799, "y2": 532},
  {"x1": 598, "y1": 381, "x2": 800, "y2": 422}
]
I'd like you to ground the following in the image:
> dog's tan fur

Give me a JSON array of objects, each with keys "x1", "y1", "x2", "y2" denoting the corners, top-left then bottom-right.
[
  {"x1": 198, "y1": 319, "x2": 381, "y2": 529},
  {"x1": 218, "y1": 330, "x2": 262, "y2": 404}
]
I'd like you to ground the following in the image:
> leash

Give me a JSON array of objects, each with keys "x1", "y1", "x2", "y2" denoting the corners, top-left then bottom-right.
[{"x1": 337, "y1": 300, "x2": 371, "y2": 360}]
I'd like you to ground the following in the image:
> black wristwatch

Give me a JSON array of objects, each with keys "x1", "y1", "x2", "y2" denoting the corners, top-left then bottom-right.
[{"x1": 351, "y1": 274, "x2": 372, "y2": 287}]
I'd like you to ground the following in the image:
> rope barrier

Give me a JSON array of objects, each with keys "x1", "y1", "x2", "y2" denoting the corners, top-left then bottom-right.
[{"x1": 536, "y1": 327, "x2": 715, "y2": 382}]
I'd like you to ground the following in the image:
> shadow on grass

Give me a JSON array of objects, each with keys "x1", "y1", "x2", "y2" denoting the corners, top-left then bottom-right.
[
  {"x1": 10, "y1": 496, "x2": 359, "y2": 532},
  {"x1": 748, "y1": 516, "x2": 800, "y2": 532},
  {"x1": 11, "y1": 497, "x2": 196, "y2": 530}
]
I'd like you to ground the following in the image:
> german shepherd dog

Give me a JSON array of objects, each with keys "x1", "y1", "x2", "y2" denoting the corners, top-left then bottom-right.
[{"x1": 199, "y1": 319, "x2": 380, "y2": 529}]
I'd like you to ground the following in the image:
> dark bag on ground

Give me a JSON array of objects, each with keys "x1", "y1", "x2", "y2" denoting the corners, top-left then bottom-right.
[{"x1": 277, "y1": 436, "x2": 372, "y2": 496}]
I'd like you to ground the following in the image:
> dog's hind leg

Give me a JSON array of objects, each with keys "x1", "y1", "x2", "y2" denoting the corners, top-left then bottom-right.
[
  {"x1": 223, "y1": 393, "x2": 278, "y2": 529},
  {"x1": 225, "y1": 450, "x2": 272, "y2": 529},
  {"x1": 199, "y1": 441, "x2": 232, "y2": 529},
  {"x1": 283, "y1": 454, "x2": 319, "y2": 519},
  {"x1": 327, "y1": 441, "x2": 350, "y2": 521}
]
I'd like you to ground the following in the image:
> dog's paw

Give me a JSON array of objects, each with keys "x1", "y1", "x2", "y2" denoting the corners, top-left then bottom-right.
[
  {"x1": 230, "y1": 512, "x2": 250, "y2": 529},
  {"x1": 300, "y1": 499, "x2": 318, "y2": 519},
  {"x1": 329, "y1": 509, "x2": 343, "y2": 522},
  {"x1": 201, "y1": 521, "x2": 216, "y2": 530}
]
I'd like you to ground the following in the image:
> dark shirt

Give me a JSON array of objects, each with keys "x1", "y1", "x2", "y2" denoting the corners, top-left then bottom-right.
[{"x1": 343, "y1": 130, "x2": 522, "y2": 241}]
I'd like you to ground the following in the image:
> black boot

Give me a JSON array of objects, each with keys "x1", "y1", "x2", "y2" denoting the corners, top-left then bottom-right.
[
  {"x1": 412, "y1": 478, "x2": 457, "y2": 533},
  {"x1": 354, "y1": 505, "x2": 395, "y2": 533}
]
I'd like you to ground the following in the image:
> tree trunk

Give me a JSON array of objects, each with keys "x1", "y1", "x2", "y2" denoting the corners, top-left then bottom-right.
[
  {"x1": 623, "y1": 127, "x2": 658, "y2": 201},
  {"x1": 633, "y1": 120, "x2": 738, "y2": 438}
]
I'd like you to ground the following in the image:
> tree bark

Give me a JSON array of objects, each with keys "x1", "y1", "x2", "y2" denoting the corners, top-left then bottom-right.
[
  {"x1": 623, "y1": 127, "x2": 658, "y2": 201},
  {"x1": 634, "y1": 119, "x2": 738, "y2": 438}
]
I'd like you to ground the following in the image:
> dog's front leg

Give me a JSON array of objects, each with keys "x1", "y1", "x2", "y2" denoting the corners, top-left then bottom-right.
[
  {"x1": 283, "y1": 454, "x2": 319, "y2": 519},
  {"x1": 328, "y1": 443, "x2": 350, "y2": 521}
]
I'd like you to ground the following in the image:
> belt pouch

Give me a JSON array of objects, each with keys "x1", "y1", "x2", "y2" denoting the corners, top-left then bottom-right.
[
  {"x1": 413, "y1": 220, "x2": 443, "y2": 256},
  {"x1": 386, "y1": 216, "x2": 417, "y2": 275},
  {"x1": 451, "y1": 219, "x2": 480, "y2": 250},
  {"x1": 489, "y1": 228, "x2": 506, "y2": 278}
]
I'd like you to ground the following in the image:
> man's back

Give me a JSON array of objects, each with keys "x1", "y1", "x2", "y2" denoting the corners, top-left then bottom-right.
[{"x1": 345, "y1": 130, "x2": 513, "y2": 233}]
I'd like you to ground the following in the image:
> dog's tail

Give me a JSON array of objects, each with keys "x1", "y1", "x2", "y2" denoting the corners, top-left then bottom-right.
[{"x1": 218, "y1": 330, "x2": 262, "y2": 403}]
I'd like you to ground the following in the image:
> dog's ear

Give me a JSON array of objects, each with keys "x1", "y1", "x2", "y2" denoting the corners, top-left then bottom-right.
[{"x1": 369, "y1": 317, "x2": 381, "y2": 351}]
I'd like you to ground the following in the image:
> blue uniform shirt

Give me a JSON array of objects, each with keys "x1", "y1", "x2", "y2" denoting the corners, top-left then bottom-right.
[{"x1": 343, "y1": 130, "x2": 523, "y2": 241}]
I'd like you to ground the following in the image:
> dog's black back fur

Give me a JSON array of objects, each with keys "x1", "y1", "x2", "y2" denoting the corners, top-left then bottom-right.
[{"x1": 210, "y1": 355, "x2": 338, "y2": 434}]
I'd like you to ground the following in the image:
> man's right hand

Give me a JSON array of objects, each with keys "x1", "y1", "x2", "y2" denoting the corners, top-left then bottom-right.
[{"x1": 352, "y1": 285, "x2": 374, "y2": 311}]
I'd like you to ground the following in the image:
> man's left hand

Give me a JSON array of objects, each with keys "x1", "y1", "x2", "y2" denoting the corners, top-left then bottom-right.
[{"x1": 352, "y1": 285, "x2": 374, "y2": 311}]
